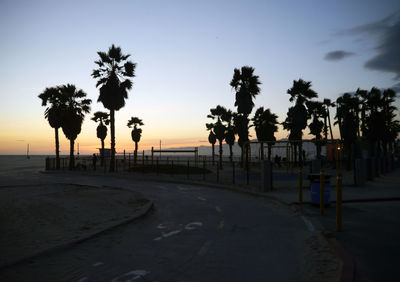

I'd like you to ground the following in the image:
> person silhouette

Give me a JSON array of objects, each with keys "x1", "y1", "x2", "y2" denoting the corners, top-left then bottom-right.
[{"x1": 92, "y1": 153, "x2": 98, "y2": 171}]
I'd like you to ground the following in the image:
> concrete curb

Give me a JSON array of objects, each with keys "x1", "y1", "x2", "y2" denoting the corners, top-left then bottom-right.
[
  {"x1": 0, "y1": 200, "x2": 153, "y2": 271},
  {"x1": 321, "y1": 232, "x2": 355, "y2": 282}
]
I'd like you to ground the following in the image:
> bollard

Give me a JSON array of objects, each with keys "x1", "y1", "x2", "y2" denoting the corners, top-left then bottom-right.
[
  {"x1": 298, "y1": 167, "x2": 303, "y2": 204},
  {"x1": 320, "y1": 169, "x2": 325, "y2": 215},
  {"x1": 232, "y1": 161, "x2": 235, "y2": 184},
  {"x1": 336, "y1": 171, "x2": 342, "y2": 231},
  {"x1": 171, "y1": 160, "x2": 174, "y2": 177}
]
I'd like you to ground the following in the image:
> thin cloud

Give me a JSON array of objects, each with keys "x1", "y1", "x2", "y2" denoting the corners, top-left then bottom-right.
[
  {"x1": 324, "y1": 50, "x2": 355, "y2": 61},
  {"x1": 335, "y1": 11, "x2": 400, "y2": 79}
]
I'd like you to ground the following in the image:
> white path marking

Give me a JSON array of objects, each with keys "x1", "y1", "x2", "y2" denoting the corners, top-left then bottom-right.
[
  {"x1": 301, "y1": 216, "x2": 315, "y2": 232},
  {"x1": 157, "y1": 223, "x2": 167, "y2": 229},
  {"x1": 156, "y1": 185, "x2": 167, "y2": 190},
  {"x1": 153, "y1": 229, "x2": 182, "y2": 241},
  {"x1": 110, "y1": 269, "x2": 150, "y2": 282},
  {"x1": 92, "y1": 262, "x2": 104, "y2": 267},
  {"x1": 184, "y1": 222, "x2": 203, "y2": 230},
  {"x1": 77, "y1": 277, "x2": 88, "y2": 282}
]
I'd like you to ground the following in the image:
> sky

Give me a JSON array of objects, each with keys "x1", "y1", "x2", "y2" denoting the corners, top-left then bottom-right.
[{"x1": 1, "y1": 0, "x2": 400, "y2": 155}]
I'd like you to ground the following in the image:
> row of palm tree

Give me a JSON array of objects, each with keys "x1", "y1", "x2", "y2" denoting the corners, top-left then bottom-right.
[
  {"x1": 206, "y1": 67, "x2": 399, "y2": 169},
  {"x1": 39, "y1": 85, "x2": 92, "y2": 170},
  {"x1": 40, "y1": 44, "x2": 144, "y2": 171}
]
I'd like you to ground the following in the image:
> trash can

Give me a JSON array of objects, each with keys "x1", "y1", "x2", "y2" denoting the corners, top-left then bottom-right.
[{"x1": 308, "y1": 173, "x2": 331, "y2": 205}]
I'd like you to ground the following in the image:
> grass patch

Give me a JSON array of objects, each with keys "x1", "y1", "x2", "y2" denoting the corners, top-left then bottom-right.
[{"x1": 129, "y1": 164, "x2": 212, "y2": 175}]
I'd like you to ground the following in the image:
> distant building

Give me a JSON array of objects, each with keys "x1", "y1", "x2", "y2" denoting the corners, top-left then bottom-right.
[{"x1": 98, "y1": 148, "x2": 115, "y2": 157}]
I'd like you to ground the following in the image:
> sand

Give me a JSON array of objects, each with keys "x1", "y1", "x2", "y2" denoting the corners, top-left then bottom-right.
[{"x1": 0, "y1": 183, "x2": 148, "y2": 267}]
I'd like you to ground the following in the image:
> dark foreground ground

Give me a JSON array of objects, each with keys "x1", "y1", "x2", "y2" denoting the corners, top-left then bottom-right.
[{"x1": 0, "y1": 156, "x2": 339, "y2": 281}]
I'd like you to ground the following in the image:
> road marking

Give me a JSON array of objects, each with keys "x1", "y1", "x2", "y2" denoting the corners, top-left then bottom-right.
[
  {"x1": 218, "y1": 219, "x2": 224, "y2": 229},
  {"x1": 216, "y1": 206, "x2": 222, "y2": 213},
  {"x1": 157, "y1": 223, "x2": 167, "y2": 229},
  {"x1": 301, "y1": 216, "x2": 315, "y2": 232},
  {"x1": 198, "y1": 240, "x2": 212, "y2": 256},
  {"x1": 153, "y1": 229, "x2": 182, "y2": 241},
  {"x1": 156, "y1": 185, "x2": 168, "y2": 190},
  {"x1": 197, "y1": 196, "x2": 206, "y2": 201},
  {"x1": 77, "y1": 278, "x2": 88, "y2": 282},
  {"x1": 92, "y1": 261, "x2": 104, "y2": 267},
  {"x1": 184, "y1": 222, "x2": 203, "y2": 230},
  {"x1": 111, "y1": 269, "x2": 150, "y2": 282}
]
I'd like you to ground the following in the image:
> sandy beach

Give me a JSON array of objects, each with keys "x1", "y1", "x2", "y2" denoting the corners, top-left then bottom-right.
[{"x1": 0, "y1": 156, "x2": 149, "y2": 267}]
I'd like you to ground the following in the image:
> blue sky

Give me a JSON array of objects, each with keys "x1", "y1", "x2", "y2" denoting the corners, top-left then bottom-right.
[{"x1": 0, "y1": 0, "x2": 399, "y2": 154}]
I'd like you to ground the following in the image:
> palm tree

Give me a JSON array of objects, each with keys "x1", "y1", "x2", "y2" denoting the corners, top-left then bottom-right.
[
  {"x1": 91, "y1": 111, "x2": 109, "y2": 166},
  {"x1": 59, "y1": 84, "x2": 91, "y2": 170},
  {"x1": 230, "y1": 66, "x2": 261, "y2": 166},
  {"x1": 38, "y1": 87, "x2": 65, "y2": 169},
  {"x1": 322, "y1": 98, "x2": 335, "y2": 141},
  {"x1": 251, "y1": 107, "x2": 279, "y2": 161},
  {"x1": 92, "y1": 44, "x2": 136, "y2": 172},
  {"x1": 127, "y1": 117, "x2": 144, "y2": 166},
  {"x1": 306, "y1": 101, "x2": 325, "y2": 159},
  {"x1": 381, "y1": 89, "x2": 399, "y2": 154},
  {"x1": 335, "y1": 93, "x2": 359, "y2": 168},
  {"x1": 208, "y1": 105, "x2": 228, "y2": 169},
  {"x1": 221, "y1": 109, "x2": 236, "y2": 162},
  {"x1": 206, "y1": 123, "x2": 217, "y2": 165},
  {"x1": 286, "y1": 79, "x2": 318, "y2": 163}
]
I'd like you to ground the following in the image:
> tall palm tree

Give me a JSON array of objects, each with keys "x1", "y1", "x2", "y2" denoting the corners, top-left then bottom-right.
[
  {"x1": 306, "y1": 101, "x2": 325, "y2": 159},
  {"x1": 127, "y1": 117, "x2": 144, "y2": 166},
  {"x1": 59, "y1": 84, "x2": 91, "y2": 170},
  {"x1": 251, "y1": 107, "x2": 279, "y2": 161},
  {"x1": 381, "y1": 88, "x2": 399, "y2": 154},
  {"x1": 230, "y1": 66, "x2": 261, "y2": 166},
  {"x1": 286, "y1": 79, "x2": 318, "y2": 163},
  {"x1": 38, "y1": 87, "x2": 65, "y2": 169},
  {"x1": 92, "y1": 44, "x2": 136, "y2": 172},
  {"x1": 322, "y1": 98, "x2": 335, "y2": 141},
  {"x1": 208, "y1": 105, "x2": 228, "y2": 169},
  {"x1": 206, "y1": 123, "x2": 217, "y2": 165},
  {"x1": 221, "y1": 109, "x2": 236, "y2": 162},
  {"x1": 91, "y1": 111, "x2": 109, "y2": 166},
  {"x1": 335, "y1": 93, "x2": 359, "y2": 168}
]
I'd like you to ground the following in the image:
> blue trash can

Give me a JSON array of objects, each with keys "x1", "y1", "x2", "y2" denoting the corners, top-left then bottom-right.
[{"x1": 308, "y1": 173, "x2": 331, "y2": 205}]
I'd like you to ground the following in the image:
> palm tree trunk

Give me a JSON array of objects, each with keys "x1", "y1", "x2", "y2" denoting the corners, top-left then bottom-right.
[
  {"x1": 110, "y1": 109, "x2": 115, "y2": 172},
  {"x1": 219, "y1": 139, "x2": 223, "y2": 169},
  {"x1": 55, "y1": 127, "x2": 60, "y2": 169},
  {"x1": 324, "y1": 115, "x2": 328, "y2": 141},
  {"x1": 100, "y1": 139, "x2": 105, "y2": 166},
  {"x1": 268, "y1": 144, "x2": 272, "y2": 161},
  {"x1": 229, "y1": 144, "x2": 233, "y2": 163},
  {"x1": 69, "y1": 139, "x2": 75, "y2": 170},
  {"x1": 212, "y1": 144, "x2": 215, "y2": 166},
  {"x1": 134, "y1": 141, "x2": 138, "y2": 166},
  {"x1": 327, "y1": 108, "x2": 334, "y2": 141},
  {"x1": 260, "y1": 142, "x2": 264, "y2": 160}
]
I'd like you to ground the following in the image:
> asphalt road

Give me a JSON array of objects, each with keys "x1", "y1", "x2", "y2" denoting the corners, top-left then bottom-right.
[{"x1": 0, "y1": 157, "x2": 332, "y2": 281}]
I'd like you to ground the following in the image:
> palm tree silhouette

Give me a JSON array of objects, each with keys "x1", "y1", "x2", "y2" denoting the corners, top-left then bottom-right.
[
  {"x1": 59, "y1": 84, "x2": 91, "y2": 170},
  {"x1": 91, "y1": 111, "x2": 109, "y2": 166},
  {"x1": 221, "y1": 109, "x2": 236, "y2": 162},
  {"x1": 306, "y1": 101, "x2": 325, "y2": 159},
  {"x1": 286, "y1": 79, "x2": 318, "y2": 163},
  {"x1": 206, "y1": 123, "x2": 217, "y2": 165},
  {"x1": 335, "y1": 93, "x2": 359, "y2": 168},
  {"x1": 322, "y1": 98, "x2": 335, "y2": 141},
  {"x1": 251, "y1": 107, "x2": 279, "y2": 161},
  {"x1": 92, "y1": 44, "x2": 136, "y2": 172},
  {"x1": 381, "y1": 89, "x2": 399, "y2": 154},
  {"x1": 127, "y1": 117, "x2": 144, "y2": 166},
  {"x1": 208, "y1": 105, "x2": 227, "y2": 169},
  {"x1": 230, "y1": 66, "x2": 261, "y2": 166},
  {"x1": 38, "y1": 87, "x2": 65, "y2": 169}
]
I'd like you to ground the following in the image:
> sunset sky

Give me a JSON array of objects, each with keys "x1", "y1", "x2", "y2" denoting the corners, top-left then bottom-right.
[{"x1": 1, "y1": 0, "x2": 399, "y2": 155}]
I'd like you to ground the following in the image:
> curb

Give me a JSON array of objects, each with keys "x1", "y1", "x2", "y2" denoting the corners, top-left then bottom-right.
[
  {"x1": 321, "y1": 232, "x2": 355, "y2": 282},
  {"x1": 0, "y1": 200, "x2": 153, "y2": 271}
]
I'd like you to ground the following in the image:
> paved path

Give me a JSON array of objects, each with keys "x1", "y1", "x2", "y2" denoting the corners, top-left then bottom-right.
[{"x1": 0, "y1": 156, "x2": 339, "y2": 281}]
